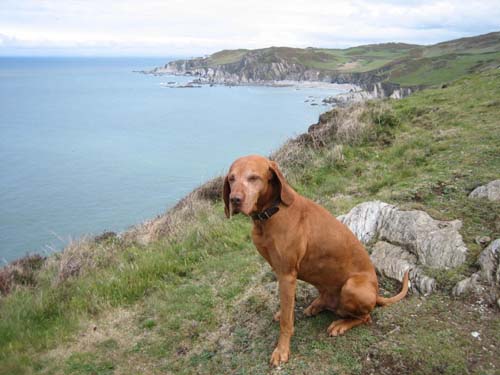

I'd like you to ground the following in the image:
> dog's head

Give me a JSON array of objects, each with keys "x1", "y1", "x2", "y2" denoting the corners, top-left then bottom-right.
[{"x1": 223, "y1": 155, "x2": 295, "y2": 218}]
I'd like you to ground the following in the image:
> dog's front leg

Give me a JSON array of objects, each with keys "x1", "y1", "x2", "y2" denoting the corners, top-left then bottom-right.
[{"x1": 270, "y1": 273, "x2": 297, "y2": 367}]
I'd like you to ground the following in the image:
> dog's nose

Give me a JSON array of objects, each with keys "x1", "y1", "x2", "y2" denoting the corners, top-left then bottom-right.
[{"x1": 230, "y1": 195, "x2": 242, "y2": 206}]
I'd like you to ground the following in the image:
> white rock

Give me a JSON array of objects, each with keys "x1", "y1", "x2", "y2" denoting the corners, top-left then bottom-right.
[
  {"x1": 478, "y1": 239, "x2": 500, "y2": 284},
  {"x1": 452, "y1": 273, "x2": 481, "y2": 296},
  {"x1": 469, "y1": 179, "x2": 500, "y2": 201},
  {"x1": 378, "y1": 208, "x2": 467, "y2": 269},
  {"x1": 339, "y1": 201, "x2": 468, "y2": 269},
  {"x1": 338, "y1": 201, "x2": 392, "y2": 244},
  {"x1": 453, "y1": 239, "x2": 500, "y2": 302},
  {"x1": 339, "y1": 201, "x2": 470, "y2": 295},
  {"x1": 370, "y1": 241, "x2": 436, "y2": 295},
  {"x1": 370, "y1": 241, "x2": 415, "y2": 281}
]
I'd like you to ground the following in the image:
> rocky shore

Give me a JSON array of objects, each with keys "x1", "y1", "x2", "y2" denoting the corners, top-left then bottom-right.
[
  {"x1": 143, "y1": 54, "x2": 416, "y2": 101},
  {"x1": 152, "y1": 73, "x2": 366, "y2": 106}
]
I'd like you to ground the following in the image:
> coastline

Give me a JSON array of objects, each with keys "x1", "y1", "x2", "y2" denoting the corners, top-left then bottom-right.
[
  {"x1": 143, "y1": 64, "x2": 403, "y2": 103},
  {"x1": 153, "y1": 71, "x2": 400, "y2": 108},
  {"x1": 153, "y1": 72, "x2": 366, "y2": 106},
  {"x1": 152, "y1": 73, "x2": 361, "y2": 91}
]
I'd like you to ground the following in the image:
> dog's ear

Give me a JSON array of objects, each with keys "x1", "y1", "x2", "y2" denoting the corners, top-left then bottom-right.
[
  {"x1": 223, "y1": 175, "x2": 231, "y2": 218},
  {"x1": 269, "y1": 161, "x2": 295, "y2": 206}
]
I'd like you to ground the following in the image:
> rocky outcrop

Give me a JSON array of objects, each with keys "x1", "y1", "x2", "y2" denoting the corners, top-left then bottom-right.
[
  {"x1": 453, "y1": 239, "x2": 500, "y2": 308},
  {"x1": 338, "y1": 201, "x2": 469, "y2": 295},
  {"x1": 378, "y1": 206, "x2": 466, "y2": 269},
  {"x1": 452, "y1": 273, "x2": 483, "y2": 297},
  {"x1": 322, "y1": 82, "x2": 414, "y2": 106},
  {"x1": 370, "y1": 241, "x2": 436, "y2": 295},
  {"x1": 368, "y1": 81, "x2": 415, "y2": 99},
  {"x1": 151, "y1": 53, "x2": 313, "y2": 85},
  {"x1": 339, "y1": 201, "x2": 390, "y2": 244},
  {"x1": 478, "y1": 239, "x2": 500, "y2": 285},
  {"x1": 323, "y1": 90, "x2": 376, "y2": 106},
  {"x1": 468, "y1": 179, "x2": 500, "y2": 201}
]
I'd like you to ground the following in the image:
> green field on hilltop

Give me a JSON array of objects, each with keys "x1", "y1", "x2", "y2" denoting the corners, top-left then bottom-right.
[{"x1": 1, "y1": 66, "x2": 500, "y2": 374}]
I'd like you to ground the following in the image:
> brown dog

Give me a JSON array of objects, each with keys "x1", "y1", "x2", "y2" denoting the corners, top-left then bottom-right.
[{"x1": 223, "y1": 155, "x2": 409, "y2": 367}]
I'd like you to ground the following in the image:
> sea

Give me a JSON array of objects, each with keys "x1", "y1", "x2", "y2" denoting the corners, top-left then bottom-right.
[{"x1": 0, "y1": 57, "x2": 347, "y2": 263}]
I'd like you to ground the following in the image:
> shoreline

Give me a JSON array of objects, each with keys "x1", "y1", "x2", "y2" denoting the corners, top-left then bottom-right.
[
  {"x1": 156, "y1": 75, "x2": 378, "y2": 108},
  {"x1": 152, "y1": 74, "x2": 362, "y2": 92},
  {"x1": 154, "y1": 73, "x2": 366, "y2": 106},
  {"x1": 145, "y1": 70, "x2": 373, "y2": 104},
  {"x1": 137, "y1": 68, "x2": 362, "y2": 91}
]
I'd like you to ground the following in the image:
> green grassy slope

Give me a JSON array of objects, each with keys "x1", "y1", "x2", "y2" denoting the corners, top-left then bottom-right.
[
  {"x1": 198, "y1": 32, "x2": 500, "y2": 87},
  {"x1": 1, "y1": 69, "x2": 499, "y2": 374}
]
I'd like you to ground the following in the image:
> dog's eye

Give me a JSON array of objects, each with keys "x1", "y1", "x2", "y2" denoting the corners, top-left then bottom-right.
[
  {"x1": 248, "y1": 175, "x2": 259, "y2": 182},
  {"x1": 228, "y1": 175, "x2": 235, "y2": 183}
]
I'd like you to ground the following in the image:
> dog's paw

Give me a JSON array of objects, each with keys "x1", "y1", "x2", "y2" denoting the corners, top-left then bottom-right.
[
  {"x1": 270, "y1": 345, "x2": 290, "y2": 367},
  {"x1": 273, "y1": 310, "x2": 281, "y2": 322},
  {"x1": 303, "y1": 304, "x2": 320, "y2": 317},
  {"x1": 328, "y1": 319, "x2": 356, "y2": 336},
  {"x1": 327, "y1": 321, "x2": 349, "y2": 336}
]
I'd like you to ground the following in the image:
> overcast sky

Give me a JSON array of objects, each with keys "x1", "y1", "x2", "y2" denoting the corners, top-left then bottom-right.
[{"x1": 1, "y1": 0, "x2": 499, "y2": 57}]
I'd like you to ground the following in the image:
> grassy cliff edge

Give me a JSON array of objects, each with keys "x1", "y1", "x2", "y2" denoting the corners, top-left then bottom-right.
[{"x1": 0, "y1": 68, "x2": 499, "y2": 374}]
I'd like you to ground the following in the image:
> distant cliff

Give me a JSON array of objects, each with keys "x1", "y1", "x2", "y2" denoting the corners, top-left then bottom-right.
[
  {"x1": 149, "y1": 50, "x2": 415, "y2": 99},
  {"x1": 148, "y1": 31, "x2": 500, "y2": 99}
]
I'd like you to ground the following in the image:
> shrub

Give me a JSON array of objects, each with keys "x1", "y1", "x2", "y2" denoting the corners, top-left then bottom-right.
[{"x1": 0, "y1": 254, "x2": 46, "y2": 295}]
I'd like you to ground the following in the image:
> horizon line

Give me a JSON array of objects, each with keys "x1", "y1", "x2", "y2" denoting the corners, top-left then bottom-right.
[{"x1": 1, "y1": 30, "x2": 498, "y2": 59}]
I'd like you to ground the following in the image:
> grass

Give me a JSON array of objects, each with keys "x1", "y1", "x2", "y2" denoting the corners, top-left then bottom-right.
[
  {"x1": 1, "y1": 68, "x2": 499, "y2": 374},
  {"x1": 279, "y1": 70, "x2": 500, "y2": 251},
  {"x1": 209, "y1": 49, "x2": 250, "y2": 65},
  {"x1": 388, "y1": 51, "x2": 500, "y2": 86}
]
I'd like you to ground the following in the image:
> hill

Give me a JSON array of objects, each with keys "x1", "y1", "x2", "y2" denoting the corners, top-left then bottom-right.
[
  {"x1": 1, "y1": 63, "x2": 499, "y2": 373},
  {"x1": 151, "y1": 32, "x2": 500, "y2": 95}
]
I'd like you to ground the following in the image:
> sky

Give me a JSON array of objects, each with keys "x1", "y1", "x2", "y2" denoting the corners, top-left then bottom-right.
[{"x1": 1, "y1": 0, "x2": 499, "y2": 57}]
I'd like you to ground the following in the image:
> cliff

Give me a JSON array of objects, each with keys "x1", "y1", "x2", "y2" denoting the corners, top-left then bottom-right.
[
  {"x1": 149, "y1": 31, "x2": 500, "y2": 99},
  {"x1": 150, "y1": 48, "x2": 415, "y2": 98}
]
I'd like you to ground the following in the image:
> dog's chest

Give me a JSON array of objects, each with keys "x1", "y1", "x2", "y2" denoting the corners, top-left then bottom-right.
[
  {"x1": 252, "y1": 229, "x2": 281, "y2": 267},
  {"x1": 252, "y1": 229, "x2": 297, "y2": 273},
  {"x1": 252, "y1": 234, "x2": 272, "y2": 264}
]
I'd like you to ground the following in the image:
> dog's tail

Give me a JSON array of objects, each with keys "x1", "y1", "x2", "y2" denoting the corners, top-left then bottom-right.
[{"x1": 376, "y1": 270, "x2": 410, "y2": 307}]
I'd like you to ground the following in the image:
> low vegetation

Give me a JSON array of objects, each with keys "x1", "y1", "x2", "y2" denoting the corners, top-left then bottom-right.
[{"x1": 1, "y1": 67, "x2": 499, "y2": 374}]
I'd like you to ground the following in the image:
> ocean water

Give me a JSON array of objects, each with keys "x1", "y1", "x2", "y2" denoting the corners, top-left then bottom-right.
[{"x1": 0, "y1": 57, "x2": 346, "y2": 262}]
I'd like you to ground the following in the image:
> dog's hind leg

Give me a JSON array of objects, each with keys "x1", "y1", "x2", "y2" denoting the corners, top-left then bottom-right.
[
  {"x1": 327, "y1": 315, "x2": 372, "y2": 336},
  {"x1": 327, "y1": 274, "x2": 377, "y2": 336}
]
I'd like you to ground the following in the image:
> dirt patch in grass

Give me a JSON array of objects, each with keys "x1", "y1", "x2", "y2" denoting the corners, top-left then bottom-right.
[
  {"x1": 43, "y1": 306, "x2": 167, "y2": 375},
  {"x1": 338, "y1": 61, "x2": 362, "y2": 71},
  {"x1": 364, "y1": 294, "x2": 499, "y2": 375}
]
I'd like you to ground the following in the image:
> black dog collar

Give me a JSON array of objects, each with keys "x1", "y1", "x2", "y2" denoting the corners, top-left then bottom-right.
[{"x1": 251, "y1": 200, "x2": 281, "y2": 221}]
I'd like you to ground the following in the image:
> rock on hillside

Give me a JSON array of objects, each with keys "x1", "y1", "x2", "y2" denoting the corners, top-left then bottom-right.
[
  {"x1": 338, "y1": 201, "x2": 469, "y2": 295},
  {"x1": 468, "y1": 179, "x2": 500, "y2": 201},
  {"x1": 322, "y1": 85, "x2": 413, "y2": 106},
  {"x1": 454, "y1": 239, "x2": 500, "y2": 308}
]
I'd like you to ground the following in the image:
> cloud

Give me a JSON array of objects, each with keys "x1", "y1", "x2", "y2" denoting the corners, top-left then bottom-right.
[{"x1": 1, "y1": 0, "x2": 499, "y2": 56}]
